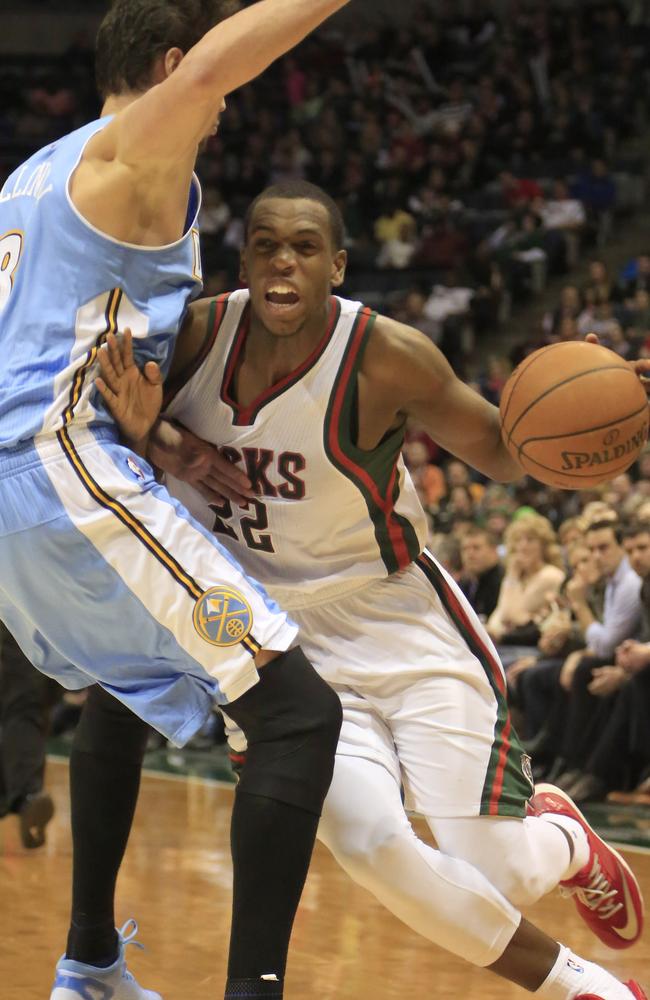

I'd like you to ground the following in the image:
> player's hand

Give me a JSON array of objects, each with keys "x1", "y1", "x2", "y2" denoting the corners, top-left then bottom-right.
[
  {"x1": 148, "y1": 419, "x2": 255, "y2": 505},
  {"x1": 588, "y1": 665, "x2": 627, "y2": 697},
  {"x1": 96, "y1": 329, "x2": 163, "y2": 442},
  {"x1": 585, "y1": 332, "x2": 650, "y2": 387}
]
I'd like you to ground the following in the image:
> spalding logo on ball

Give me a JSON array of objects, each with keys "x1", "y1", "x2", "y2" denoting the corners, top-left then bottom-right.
[{"x1": 499, "y1": 341, "x2": 648, "y2": 489}]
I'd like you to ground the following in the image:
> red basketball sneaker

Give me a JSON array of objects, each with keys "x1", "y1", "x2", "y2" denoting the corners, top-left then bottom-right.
[
  {"x1": 529, "y1": 784, "x2": 644, "y2": 949},
  {"x1": 576, "y1": 983, "x2": 647, "y2": 1000}
]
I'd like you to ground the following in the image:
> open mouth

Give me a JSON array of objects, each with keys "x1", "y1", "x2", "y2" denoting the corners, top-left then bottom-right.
[{"x1": 264, "y1": 286, "x2": 301, "y2": 312}]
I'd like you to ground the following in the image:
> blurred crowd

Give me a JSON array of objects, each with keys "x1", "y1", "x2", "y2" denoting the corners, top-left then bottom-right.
[{"x1": 2, "y1": 2, "x2": 650, "y2": 375}]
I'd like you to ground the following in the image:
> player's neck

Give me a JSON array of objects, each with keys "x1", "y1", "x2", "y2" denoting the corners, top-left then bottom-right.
[
  {"x1": 246, "y1": 305, "x2": 330, "y2": 385},
  {"x1": 101, "y1": 91, "x2": 143, "y2": 118}
]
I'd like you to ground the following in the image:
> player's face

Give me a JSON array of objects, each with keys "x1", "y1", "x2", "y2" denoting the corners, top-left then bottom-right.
[
  {"x1": 241, "y1": 199, "x2": 347, "y2": 337},
  {"x1": 623, "y1": 532, "x2": 650, "y2": 578}
]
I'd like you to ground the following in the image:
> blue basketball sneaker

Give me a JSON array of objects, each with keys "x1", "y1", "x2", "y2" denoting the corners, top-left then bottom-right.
[{"x1": 50, "y1": 920, "x2": 162, "y2": 999}]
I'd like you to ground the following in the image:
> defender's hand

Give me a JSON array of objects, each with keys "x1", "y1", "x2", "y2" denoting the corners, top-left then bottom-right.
[
  {"x1": 149, "y1": 419, "x2": 255, "y2": 505},
  {"x1": 96, "y1": 329, "x2": 163, "y2": 442}
]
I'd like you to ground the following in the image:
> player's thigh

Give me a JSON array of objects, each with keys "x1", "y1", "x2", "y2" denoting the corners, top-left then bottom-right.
[
  {"x1": 318, "y1": 732, "x2": 409, "y2": 862},
  {"x1": 374, "y1": 555, "x2": 532, "y2": 819}
]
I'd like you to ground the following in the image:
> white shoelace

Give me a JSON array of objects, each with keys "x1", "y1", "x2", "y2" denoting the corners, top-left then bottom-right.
[{"x1": 560, "y1": 856, "x2": 624, "y2": 920}]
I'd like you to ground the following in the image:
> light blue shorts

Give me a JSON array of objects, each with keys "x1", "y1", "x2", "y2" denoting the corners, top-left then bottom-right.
[{"x1": 0, "y1": 426, "x2": 297, "y2": 746}]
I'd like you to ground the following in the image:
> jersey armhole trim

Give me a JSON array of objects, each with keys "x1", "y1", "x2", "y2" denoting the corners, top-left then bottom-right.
[
  {"x1": 65, "y1": 120, "x2": 203, "y2": 253},
  {"x1": 164, "y1": 293, "x2": 231, "y2": 408}
]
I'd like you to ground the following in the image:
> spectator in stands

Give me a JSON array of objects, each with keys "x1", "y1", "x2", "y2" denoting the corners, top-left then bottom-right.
[
  {"x1": 486, "y1": 513, "x2": 565, "y2": 646},
  {"x1": 543, "y1": 284, "x2": 583, "y2": 337},
  {"x1": 499, "y1": 171, "x2": 543, "y2": 208},
  {"x1": 459, "y1": 527, "x2": 504, "y2": 621},
  {"x1": 0, "y1": 624, "x2": 56, "y2": 848},
  {"x1": 558, "y1": 522, "x2": 650, "y2": 802},
  {"x1": 535, "y1": 179, "x2": 586, "y2": 235},
  {"x1": 376, "y1": 218, "x2": 418, "y2": 269},
  {"x1": 617, "y1": 252, "x2": 650, "y2": 299},
  {"x1": 571, "y1": 158, "x2": 617, "y2": 233},
  {"x1": 509, "y1": 538, "x2": 602, "y2": 751},
  {"x1": 549, "y1": 519, "x2": 643, "y2": 790},
  {"x1": 403, "y1": 438, "x2": 445, "y2": 510}
]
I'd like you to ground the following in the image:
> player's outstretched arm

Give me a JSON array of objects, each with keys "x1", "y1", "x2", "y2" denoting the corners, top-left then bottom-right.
[
  {"x1": 363, "y1": 316, "x2": 523, "y2": 483},
  {"x1": 98, "y1": 0, "x2": 352, "y2": 166}
]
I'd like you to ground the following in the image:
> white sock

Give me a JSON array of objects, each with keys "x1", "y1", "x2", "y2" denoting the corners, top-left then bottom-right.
[
  {"x1": 537, "y1": 814, "x2": 590, "y2": 879},
  {"x1": 536, "y1": 945, "x2": 633, "y2": 999}
]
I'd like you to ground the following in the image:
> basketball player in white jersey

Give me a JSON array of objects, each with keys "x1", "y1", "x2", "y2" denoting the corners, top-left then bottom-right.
[
  {"x1": 98, "y1": 182, "x2": 647, "y2": 1000},
  {"x1": 0, "y1": 7, "x2": 354, "y2": 999}
]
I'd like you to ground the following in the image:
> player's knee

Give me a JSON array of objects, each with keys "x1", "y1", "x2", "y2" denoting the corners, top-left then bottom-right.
[
  {"x1": 321, "y1": 814, "x2": 406, "y2": 886},
  {"x1": 73, "y1": 685, "x2": 150, "y2": 761},
  {"x1": 490, "y1": 852, "x2": 549, "y2": 908},
  {"x1": 228, "y1": 647, "x2": 342, "y2": 814}
]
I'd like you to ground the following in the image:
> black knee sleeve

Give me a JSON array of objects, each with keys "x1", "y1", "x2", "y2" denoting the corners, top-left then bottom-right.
[
  {"x1": 73, "y1": 685, "x2": 150, "y2": 762},
  {"x1": 225, "y1": 647, "x2": 342, "y2": 816}
]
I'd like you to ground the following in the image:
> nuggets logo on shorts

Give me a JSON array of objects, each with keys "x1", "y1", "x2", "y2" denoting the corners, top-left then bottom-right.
[{"x1": 193, "y1": 585, "x2": 254, "y2": 647}]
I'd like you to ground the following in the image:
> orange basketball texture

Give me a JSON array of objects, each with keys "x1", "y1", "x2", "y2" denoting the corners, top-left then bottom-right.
[{"x1": 499, "y1": 341, "x2": 649, "y2": 489}]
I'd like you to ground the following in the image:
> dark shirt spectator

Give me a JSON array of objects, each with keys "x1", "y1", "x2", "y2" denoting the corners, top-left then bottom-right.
[{"x1": 459, "y1": 527, "x2": 505, "y2": 621}]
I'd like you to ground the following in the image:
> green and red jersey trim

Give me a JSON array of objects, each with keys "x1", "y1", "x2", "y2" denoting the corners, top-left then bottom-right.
[
  {"x1": 221, "y1": 296, "x2": 342, "y2": 426},
  {"x1": 416, "y1": 551, "x2": 532, "y2": 817},
  {"x1": 324, "y1": 306, "x2": 421, "y2": 575},
  {"x1": 164, "y1": 293, "x2": 232, "y2": 408}
]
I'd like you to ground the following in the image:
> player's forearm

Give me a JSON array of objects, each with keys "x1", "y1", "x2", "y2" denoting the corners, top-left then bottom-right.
[
  {"x1": 184, "y1": 0, "x2": 350, "y2": 98},
  {"x1": 466, "y1": 408, "x2": 522, "y2": 483}
]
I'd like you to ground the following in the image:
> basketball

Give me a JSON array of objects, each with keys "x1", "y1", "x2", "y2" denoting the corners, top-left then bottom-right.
[{"x1": 500, "y1": 341, "x2": 649, "y2": 489}]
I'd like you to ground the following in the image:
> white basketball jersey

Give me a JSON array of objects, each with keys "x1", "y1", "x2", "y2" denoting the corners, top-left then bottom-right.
[{"x1": 165, "y1": 289, "x2": 427, "y2": 609}]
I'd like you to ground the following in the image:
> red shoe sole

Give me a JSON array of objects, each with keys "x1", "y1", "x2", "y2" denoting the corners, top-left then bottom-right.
[
  {"x1": 532, "y1": 784, "x2": 645, "y2": 948},
  {"x1": 576, "y1": 983, "x2": 647, "y2": 1000}
]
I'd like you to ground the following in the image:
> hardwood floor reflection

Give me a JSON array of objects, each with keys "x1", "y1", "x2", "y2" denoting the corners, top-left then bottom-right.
[{"x1": 0, "y1": 760, "x2": 648, "y2": 999}]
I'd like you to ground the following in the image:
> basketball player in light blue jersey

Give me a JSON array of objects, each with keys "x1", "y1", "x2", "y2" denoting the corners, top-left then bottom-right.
[
  {"x1": 0, "y1": 5, "x2": 353, "y2": 999},
  {"x1": 100, "y1": 182, "x2": 648, "y2": 1000}
]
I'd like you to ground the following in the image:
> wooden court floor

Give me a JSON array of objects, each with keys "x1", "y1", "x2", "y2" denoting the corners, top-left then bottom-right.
[{"x1": 1, "y1": 760, "x2": 648, "y2": 999}]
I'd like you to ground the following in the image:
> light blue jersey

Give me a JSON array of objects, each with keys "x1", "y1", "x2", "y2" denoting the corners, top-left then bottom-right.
[
  {"x1": 0, "y1": 117, "x2": 203, "y2": 449},
  {"x1": 0, "y1": 118, "x2": 296, "y2": 742}
]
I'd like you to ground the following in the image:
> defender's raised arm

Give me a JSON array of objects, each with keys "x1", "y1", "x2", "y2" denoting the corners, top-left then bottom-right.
[{"x1": 95, "y1": 0, "x2": 351, "y2": 166}]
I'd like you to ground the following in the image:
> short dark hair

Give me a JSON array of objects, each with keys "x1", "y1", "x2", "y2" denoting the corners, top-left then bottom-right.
[
  {"x1": 622, "y1": 521, "x2": 650, "y2": 542},
  {"x1": 95, "y1": 0, "x2": 240, "y2": 99},
  {"x1": 244, "y1": 181, "x2": 346, "y2": 250},
  {"x1": 587, "y1": 518, "x2": 623, "y2": 544},
  {"x1": 461, "y1": 525, "x2": 499, "y2": 548}
]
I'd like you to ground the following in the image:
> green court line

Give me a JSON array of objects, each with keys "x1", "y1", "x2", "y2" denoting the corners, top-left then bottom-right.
[{"x1": 47, "y1": 738, "x2": 650, "y2": 849}]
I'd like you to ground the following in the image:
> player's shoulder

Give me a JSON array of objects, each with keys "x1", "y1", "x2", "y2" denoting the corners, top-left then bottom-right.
[{"x1": 361, "y1": 309, "x2": 445, "y2": 387}]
